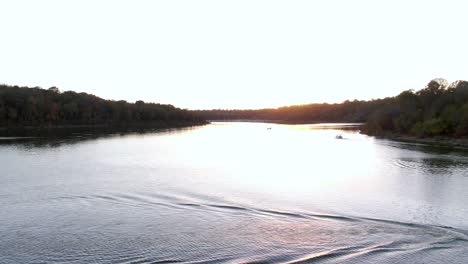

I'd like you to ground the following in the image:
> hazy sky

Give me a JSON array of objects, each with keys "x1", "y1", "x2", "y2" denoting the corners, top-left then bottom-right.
[{"x1": 0, "y1": 0, "x2": 467, "y2": 109}]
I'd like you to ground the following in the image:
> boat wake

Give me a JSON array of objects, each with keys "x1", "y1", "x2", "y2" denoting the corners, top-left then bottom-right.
[{"x1": 25, "y1": 191, "x2": 468, "y2": 264}]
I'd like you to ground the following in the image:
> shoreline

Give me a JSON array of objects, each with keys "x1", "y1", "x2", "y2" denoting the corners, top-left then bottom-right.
[{"x1": 5, "y1": 119, "x2": 468, "y2": 149}]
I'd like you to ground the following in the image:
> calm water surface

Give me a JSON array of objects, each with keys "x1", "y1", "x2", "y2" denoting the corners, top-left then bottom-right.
[{"x1": 1, "y1": 122, "x2": 468, "y2": 263}]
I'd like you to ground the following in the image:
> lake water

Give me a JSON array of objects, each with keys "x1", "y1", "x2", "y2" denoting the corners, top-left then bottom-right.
[{"x1": 1, "y1": 122, "x2": 468, "y2": 263}]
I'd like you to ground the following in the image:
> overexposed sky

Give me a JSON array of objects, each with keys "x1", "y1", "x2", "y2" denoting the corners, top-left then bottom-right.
[{"x1": 0, "y1": 0, "x2": 467, "y2": 109}]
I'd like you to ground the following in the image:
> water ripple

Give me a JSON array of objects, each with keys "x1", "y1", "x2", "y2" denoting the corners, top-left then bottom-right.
[{"x1": 6, "y1": 192, "x2": 466, "y2": 264}]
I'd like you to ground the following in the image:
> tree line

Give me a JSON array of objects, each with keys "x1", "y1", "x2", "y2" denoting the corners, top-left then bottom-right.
[
  {"x1": 363, "y1": 79, "x2": 468, "y2": 137},
  {"x1": 3, "y1": 79, "x2": 468, "y2": 137},
  {"x1": 0, "y1": 85, "x2": 205, "y2": 127},
  {"x1": 194, "y1": 100, "x2": 379, "y2": 123},
  {"x1": 195, "y1": 79, "x2": 468, "y2": 137}
]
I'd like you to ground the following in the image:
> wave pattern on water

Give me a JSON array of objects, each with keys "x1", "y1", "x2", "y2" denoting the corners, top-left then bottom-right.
[{"x1": 18, "y1": 191, "x2": 465, "y2": 264}]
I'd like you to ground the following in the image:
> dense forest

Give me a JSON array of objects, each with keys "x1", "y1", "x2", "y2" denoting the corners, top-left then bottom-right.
[
  {"x1": 363, "y1": 79, "x2": 468, "y2": 137},
  {"x1": 0, "y1": 85, "x2": 206, "y2": 128},
  {"x1": 196, "y1": 79, "x2": 468, "y2": 138}
]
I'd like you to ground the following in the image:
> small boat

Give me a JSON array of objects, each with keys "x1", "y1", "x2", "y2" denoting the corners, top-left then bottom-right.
[{"x1": 335, "y1": 134, "x2": 343, "y2": 139}]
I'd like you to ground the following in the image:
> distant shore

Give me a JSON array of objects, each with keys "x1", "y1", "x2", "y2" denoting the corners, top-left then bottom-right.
[{"x1": 208, "y1": 119, "x2": 363, "y2": 125}]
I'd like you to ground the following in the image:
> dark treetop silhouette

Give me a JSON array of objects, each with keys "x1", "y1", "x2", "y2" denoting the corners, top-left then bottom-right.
[{"x1": 0, "y1": 85, "x2": 206, "y2": 128}]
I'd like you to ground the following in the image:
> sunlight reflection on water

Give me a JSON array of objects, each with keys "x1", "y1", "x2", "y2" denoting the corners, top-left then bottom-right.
[{"x1": 1, "y1": 122, "x2": 468, "y2": 263}]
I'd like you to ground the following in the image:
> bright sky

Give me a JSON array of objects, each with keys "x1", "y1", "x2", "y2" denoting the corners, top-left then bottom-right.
[{"x1": 0, "y1": 0, "x2": 467, "y2": 109}]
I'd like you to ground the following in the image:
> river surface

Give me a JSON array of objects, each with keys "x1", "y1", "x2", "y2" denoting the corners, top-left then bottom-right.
[{"x1": 1, "y1": 122, "x2": 468, "y2": 263}]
